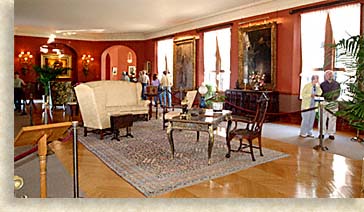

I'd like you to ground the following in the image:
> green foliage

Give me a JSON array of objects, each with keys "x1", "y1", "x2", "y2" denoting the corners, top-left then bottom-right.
[
  {"x1": 205, "y1": 93, "x2": 226, "y2": 108},
  {"x1": 335, "y1": 35, "x2": 364, "y2": 130},
  {"x1": 204, "y1": 84, "x2": 215, "y2": 100},
  {"x1": 33, "y1": 65, "x2": 71, "y2": 95}
]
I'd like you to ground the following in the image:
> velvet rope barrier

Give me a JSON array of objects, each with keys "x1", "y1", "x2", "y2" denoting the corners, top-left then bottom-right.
[
  {"x1": 14, "y1": 129, "x2": 74, "y2": 162},
  {"x1": 224, "y1": 100, "x2": 318, "y2": 116}
]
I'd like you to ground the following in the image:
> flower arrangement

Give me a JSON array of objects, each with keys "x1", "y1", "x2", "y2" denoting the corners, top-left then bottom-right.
[{"x1": 249, "y1": 72, "x2": 265, "y2": 90}]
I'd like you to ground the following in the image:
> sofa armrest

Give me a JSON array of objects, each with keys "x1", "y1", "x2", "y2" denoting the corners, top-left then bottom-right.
[{"x1": 139, "y1": 99, "x2": 150, "y2": 107}]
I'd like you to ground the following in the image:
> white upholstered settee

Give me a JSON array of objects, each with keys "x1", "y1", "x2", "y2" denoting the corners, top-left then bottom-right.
[{"x1": 74, "y1": 80, "x2": 150, "y2": 139}]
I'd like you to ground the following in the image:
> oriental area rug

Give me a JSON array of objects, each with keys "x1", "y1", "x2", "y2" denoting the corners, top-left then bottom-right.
[{"x1": 78, "y1": 119, "x2": 289, "y2": 197}]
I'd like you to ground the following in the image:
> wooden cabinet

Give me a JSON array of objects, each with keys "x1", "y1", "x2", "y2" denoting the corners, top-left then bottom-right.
[{"x1": 224, "y1": 89, "x2": 279, "y2": 122}]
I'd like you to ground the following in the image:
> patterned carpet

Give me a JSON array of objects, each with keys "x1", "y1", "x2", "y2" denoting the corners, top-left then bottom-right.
[{"x1": 78, "y1": 119, "x2": 289, "y2": 197}]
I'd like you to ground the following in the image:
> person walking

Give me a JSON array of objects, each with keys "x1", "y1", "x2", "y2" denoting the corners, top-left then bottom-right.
[
  {"x1": 300, "y1": 75, "x2": 322, "y2": 138},
  {"x1": 319, "y1": 70, "x2": 340, "y2": 140},
  {"x1": 14, "y1": 72, "x2": 26, "y2": 112}
]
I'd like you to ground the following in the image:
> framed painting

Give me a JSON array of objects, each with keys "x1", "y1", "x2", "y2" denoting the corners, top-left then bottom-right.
[
  {"x1": 173, "y1": 37, "x2": 196, "y2": 91},
  {"x1": 238, "y1": 22, "x2": 277, "y2": 90},
  {"x1": 112, "y1": 66, "x2": 118, "y2": 75},
  {"x1": 145, "y1": 61, "x2": 152, "y2": 74},
  {"x1": 128, "y1": 66, "x2": 136, "y2": 76},
  {"x1": 41, "y1": 54, "x2": 72, "y2": 78}
]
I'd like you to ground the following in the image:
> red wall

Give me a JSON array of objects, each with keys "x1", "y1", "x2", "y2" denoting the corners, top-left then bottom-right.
[
  {"x1": 14, "y1": 1, "x2": 361, "y2": 96},
  {"x1": 14, "y1": 36, "x2": 152, "y2": 83}
]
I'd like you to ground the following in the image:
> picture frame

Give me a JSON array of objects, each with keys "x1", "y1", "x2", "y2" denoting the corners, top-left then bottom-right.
[
  {"x1": 41, "y1": 53, "x2": 72, "y2": 78},
  {"x1": 128, "y1": 66, "x2": 136, "y2": 76},
  {"x1": 238, "y1": 22, "x2": 277, "y2": 90},
  {"x1": 145, "y1": 61, "x2": 152, "y2": 74},
  {"x1": 173, "y1": 37, "x2": 196, "y2": 91},
  {"x1": 112, "y1": 66, "x2": 118, "y2": 75}
]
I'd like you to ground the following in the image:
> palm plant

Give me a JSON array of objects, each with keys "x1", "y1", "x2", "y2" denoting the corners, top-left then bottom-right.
[
  {"x1": 33, "y1": 65, "x2": 71, "y2": 96},
  {"x1": 335, "y1": 35, "x2": 364, "y2": 130}
]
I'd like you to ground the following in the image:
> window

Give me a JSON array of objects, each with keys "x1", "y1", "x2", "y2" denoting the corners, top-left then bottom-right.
[
  {"x1": 157, "y1": 38, "x2": 173, "y2": 79},
  {"x1": 203, "y1": 27, "x2": 231, "y2": 91},
  {"x1": 300, "y1": 4, "x2": 360, "y2": 100}
]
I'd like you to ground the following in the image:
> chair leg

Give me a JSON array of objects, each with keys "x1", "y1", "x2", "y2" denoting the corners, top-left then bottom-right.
[
  {"x1": 225, "y1": 135, "x2": 232, "y2": 158},
  {"x1": 258, "y1": 136, "x2": 263, "y2": 156},
  {"x1": 237, "y1": 138, "x2": 243, "y2": 151},
  {"x1": 248, "y1": 139, "x2": 255, "y2": 161},
  {"x1": 100, "y1": 130, "x2": 104, "y2": 140},
  {"x1": 84, "y1": 127, "x2": 88, "y2": 137}
]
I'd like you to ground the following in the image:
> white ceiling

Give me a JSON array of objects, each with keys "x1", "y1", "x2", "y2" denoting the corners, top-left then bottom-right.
[{"x1": 14, "y1": 0, "x2": 323, "y2": 40}]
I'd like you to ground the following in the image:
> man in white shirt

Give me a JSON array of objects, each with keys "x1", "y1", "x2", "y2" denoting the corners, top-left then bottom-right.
[
  {"x1": 140, "y1": 70, "x2": 150, "y2": 100},
  {"x1": 160, "y1": 71, "x2": 173, "y2": 107}
]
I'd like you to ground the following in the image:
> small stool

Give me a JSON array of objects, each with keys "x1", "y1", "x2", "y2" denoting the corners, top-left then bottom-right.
[{"x1": 110, "y1": 114, "x2": 134, "y2": 141}]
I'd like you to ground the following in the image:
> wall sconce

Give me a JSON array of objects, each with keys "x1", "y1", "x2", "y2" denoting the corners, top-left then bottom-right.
[
  {"x1": 81, "y1": 54, "x2": 94, "y2": 76},
  {"x1": 127, "y1": 52, "x2": 133, "y2": 63},
  {"x1": 18, "y1": 51, "x2": 33, "y2": 74}
]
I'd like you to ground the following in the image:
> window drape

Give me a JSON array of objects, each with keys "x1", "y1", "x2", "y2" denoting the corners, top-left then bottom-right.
[
  {"x1": 203, "y1": 27, "x2": 231, "y2": 91},
  {"x1": 300, "y1": 3, "x2": 360, "y2": 99}
]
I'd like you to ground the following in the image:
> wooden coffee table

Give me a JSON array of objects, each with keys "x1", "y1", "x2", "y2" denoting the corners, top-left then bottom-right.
[{"x1": 166, "y1": 109, "x2": 232, "y2": 165}]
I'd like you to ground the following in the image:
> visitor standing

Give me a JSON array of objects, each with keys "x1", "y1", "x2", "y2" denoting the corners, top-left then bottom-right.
[
  {"x1": 319, "y1": 70, "x2": 341, "y2": 140},
  {"x1": 300, "y1": 75, "x2": 322, "y2": 138},
  {"x1": 14, "y1": 72, "x2": 26, "y2": 112},
  {"x1": 151, "y1": 74, "x2": 162, "y2": 106},
  {"x1": 121, "y1": 71, "x2": 130, "y2": 82},
  {"x1": 160, "y1": 71, "x2": 173, "y2": 107},
  {"x1": 140, "y1": 70, "x2": 150, "y2": 100}
]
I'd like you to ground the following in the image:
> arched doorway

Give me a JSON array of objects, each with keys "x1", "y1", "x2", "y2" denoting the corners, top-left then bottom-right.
[{"x1": 101, "y1": 45, "x2": 137, "y2": 80}]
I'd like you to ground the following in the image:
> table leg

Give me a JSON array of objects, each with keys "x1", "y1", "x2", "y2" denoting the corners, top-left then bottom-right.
[
  {"x1": 196, "y1": 131, "x2": 200, "y2": 142},
  {"x1": 167, "y1": 122, "x2": 175, "y2": 159},
  {"x1": 225, "y1": 117, "x2": 232, "y2": 158},
  {"x1": 207, "y1": 125, "x2": 214, "y2": 165},
  {"x1": 155, "y1": 102, "x2": 158, "y2": 119},
  {"x1": 148, "y1": 96, "x2": 153, "y2": 120}
]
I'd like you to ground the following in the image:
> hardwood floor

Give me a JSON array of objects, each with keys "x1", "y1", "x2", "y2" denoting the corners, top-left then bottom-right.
[{"x1": 20, "y1": 106, "x2": 364, "y2": 198}]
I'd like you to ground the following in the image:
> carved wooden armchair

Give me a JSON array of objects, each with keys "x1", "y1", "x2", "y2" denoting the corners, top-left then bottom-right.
[
  {"x1": 162, "y1": 90, "x2": 197, "y2": 129},
  {"x1": 225, "y1": 93, "x2": 269, "y2": 161}
]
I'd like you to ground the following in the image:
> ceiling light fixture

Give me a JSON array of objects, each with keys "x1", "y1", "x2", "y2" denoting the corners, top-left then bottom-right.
[
  {"x1": 47, "y1": 34, "x2": 56, "y2": 44},
  {"x1": 40, "y1": 45, "x2": 48, "y2": 53}
]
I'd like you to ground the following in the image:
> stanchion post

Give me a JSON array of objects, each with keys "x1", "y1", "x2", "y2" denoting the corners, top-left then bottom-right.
[
  {"x1": 29, "y1": 99, "x2": 33, "y2": 126},
  {"x1": 319, "y1": 102, "x2": 324, "y2": 146},
  {"x1": 362, "y1": 157, "x2": 364, "y2": 193},
  {"x1": 314, "y1": 99, "x2": 328, "y2": 151},
  {"x1": 72, "y1": 121, "x2": 79, "y2": 198}
]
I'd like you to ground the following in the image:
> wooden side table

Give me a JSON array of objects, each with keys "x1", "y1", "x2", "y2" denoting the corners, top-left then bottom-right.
[
  {"x1": 146, "y1": 85, "x2": 160, "y2": 120},
  {"x1": 110, "y1": 114, "x2": 134, "y2": 141},
  {"x1": 66, "y1": 102, "x2": 79, "y2": 121}
]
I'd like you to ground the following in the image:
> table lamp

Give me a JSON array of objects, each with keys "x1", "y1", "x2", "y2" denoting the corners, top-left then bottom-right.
[{"x1": 198, "y1": 84, "x2": 208, "y2": 108}]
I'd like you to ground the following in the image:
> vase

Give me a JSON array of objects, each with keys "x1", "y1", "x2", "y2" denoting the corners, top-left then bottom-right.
[
  {"x1": 212, "y1": 102, "x2": 224, "y2": 112},
  {"x1": 253, "y1": 84, "x2": 260, "y2": 91}
]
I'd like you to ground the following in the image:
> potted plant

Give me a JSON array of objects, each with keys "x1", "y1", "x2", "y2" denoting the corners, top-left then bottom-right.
[
  {"x1": 206, "y1": 92, "x2": 226, "y2": 112},
  {"x1": 334, "y1": 35, "x2": 364, "y2": 131},
  {"x1": 33, "y1": 65, "x2": 71, "y2": 97}
]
